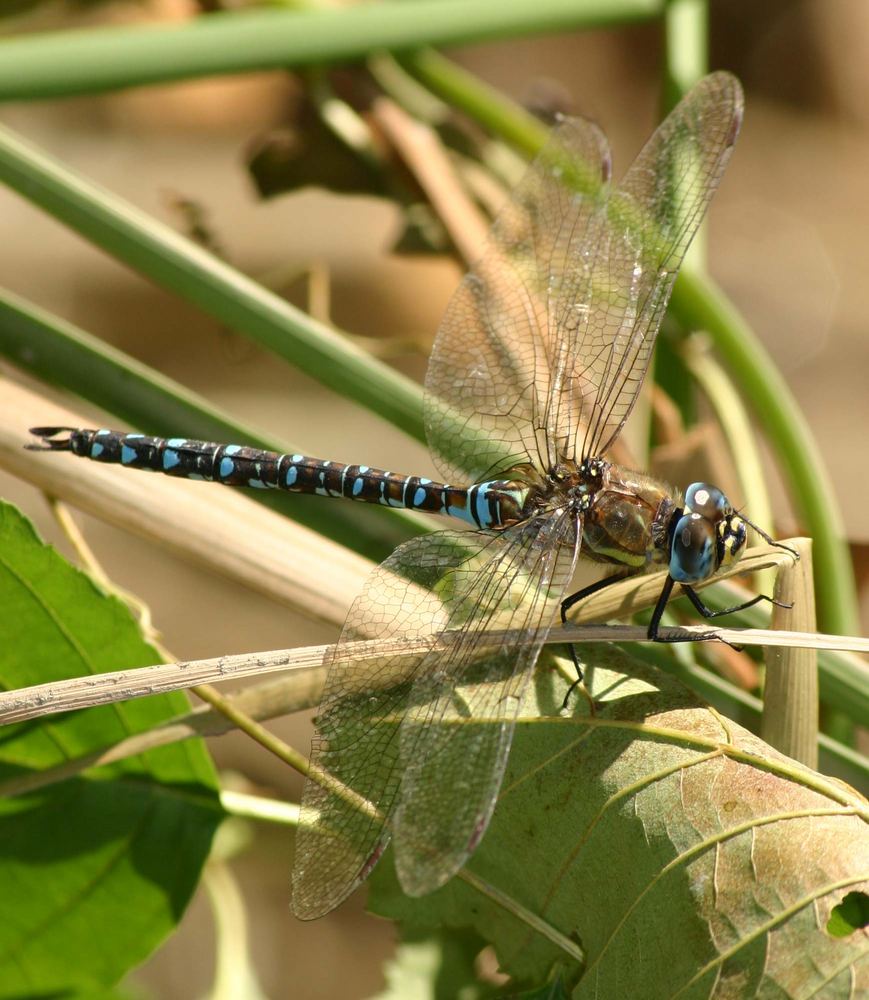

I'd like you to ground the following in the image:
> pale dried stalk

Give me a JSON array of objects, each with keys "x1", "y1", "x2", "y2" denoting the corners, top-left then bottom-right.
[
  {"x1": 762, "y1": 537, "x2": 819, "y2": 767},
  {"x1": 370, "y1": 95, "x2": 489, "y2": 262},
  {"x1": 2, "y1": 620, "x2": 862, "y2": 730},
  {"x1": 0, "y1": 672, "x2": 327, "y2": 799},
  {"x1": 1, "y1": 541, "x2": 862, "y2": 730}
]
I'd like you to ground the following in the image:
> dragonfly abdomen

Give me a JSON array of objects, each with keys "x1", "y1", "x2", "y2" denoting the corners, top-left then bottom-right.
[{"x1": 30, "y1": 428, "x2": 529, "y2": 530}]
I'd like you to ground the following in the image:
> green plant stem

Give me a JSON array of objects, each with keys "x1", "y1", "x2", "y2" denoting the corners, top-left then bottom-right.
[
  {"x1": 0, "y1": 1, "x2": 662, "y2": 101},
  {"x1": 661, "y1": 0, "x2": 708, "y2": 265},
  {"x1": 0, "y1": 122, "x2": 426, "y2": 445},
  {"x1": 193, "y1": 683, "x2": 312, "y2": 778},
  {"x1": 400, "y1": 48, "x2": 552, "y2": 158},
  {"x1": 220, "y1": 790, "x2": 300, "y2": 826},
  {"x1": 662, "y1": 0, "x2": 708, "y2": 107}
]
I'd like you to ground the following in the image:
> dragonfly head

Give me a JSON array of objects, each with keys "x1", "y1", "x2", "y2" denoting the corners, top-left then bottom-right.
[{"x1": 668, "y1": 483, "x2": 746, "y2": 583}]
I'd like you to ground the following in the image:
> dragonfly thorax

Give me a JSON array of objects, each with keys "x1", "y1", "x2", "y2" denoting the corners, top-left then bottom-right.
[
  {"x1": 544, "y1": 459, "x2": 750, "y2": 582},
  {"x1": 519, "y1": 457, "x2": 601, "y2": 522}
]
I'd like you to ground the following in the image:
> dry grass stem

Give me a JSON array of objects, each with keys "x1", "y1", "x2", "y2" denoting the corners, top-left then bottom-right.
[
  {"x1": 0, "y1": 540, "x2": 860, "y2": 729},
  {"x1": 761, "y1": 537, "x2": 819, "y2": 767}
]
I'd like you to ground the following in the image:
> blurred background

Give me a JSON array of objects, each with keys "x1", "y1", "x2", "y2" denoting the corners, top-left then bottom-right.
[{"x1": 0, "y1": 1, "x2": 867, "y2": 996}]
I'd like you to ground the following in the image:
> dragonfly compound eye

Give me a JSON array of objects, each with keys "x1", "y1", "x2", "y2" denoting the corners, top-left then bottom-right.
[
  {"x1": 684, "y1": 482, "x2": 729, "y2": 520},
  {"x1": 669, "y1": 512, "x2": 717, "y2": 582}
]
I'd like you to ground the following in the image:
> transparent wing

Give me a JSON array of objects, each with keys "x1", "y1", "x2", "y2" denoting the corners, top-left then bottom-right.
[
  {"x1": 571, "y1": 71, "x2": 743, "y2": 460},
  {"x1": 424, "y1": 117, "x2": 612, "y2": 483},
  {"x1": 394, "y1": 513, "x2": 578, "y2": 897},
  {"x1": 291, "y1": 534, "x2": 452, "y2": 920},
  {"x1": 291, "y1": 517, "x2": 577, "y2": 918},
  {"x1": 424, "y1": 72, "x2": 743, "y2": 482}
]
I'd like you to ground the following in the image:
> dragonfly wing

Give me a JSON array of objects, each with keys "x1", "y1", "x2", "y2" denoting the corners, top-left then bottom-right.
[
  {"x1": 291, "y1": 532, "x2": 452, "y2": 919},
  {"x1": 570, "y1": 71, "x2": 744, "y2": 460},
  {"x1": 291, "y1": 523, "x2": 575, "y2": 918},
  {"x1": 424, "y1": 117, "x2": 612, "y2": 483},
  {"x1": 393, "y1": 513, "x2": 579, "y2": 897}
]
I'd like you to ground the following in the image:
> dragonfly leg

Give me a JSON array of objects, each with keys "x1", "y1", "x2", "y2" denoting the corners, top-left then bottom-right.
[
  {"x1": 681, "y1": 586, "x2": 792, "y2": 618},
  {"x1": 648, "y1": 576, "x2": 741, "y2": 649},
  {"x1": 560, "y1": 573, "x2": 629, "y2": 709},
  {"x1": 561, "y1": 571, "x2": 632, "y2": 622}
]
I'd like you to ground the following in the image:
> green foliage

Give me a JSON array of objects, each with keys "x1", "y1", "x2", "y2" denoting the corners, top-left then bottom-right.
[
  {"x1": 375, "y1": 927, "x2": 500, "y2": 1000},
  {"x1": 827, "y1": 891, "x2": 869, "y2": 939},
  {"x1": 0, "y1": 503, "x2": 221, "y2": 997},
  {"x1": 368, "y1": 646, "x2": 869, "y2": 995}
]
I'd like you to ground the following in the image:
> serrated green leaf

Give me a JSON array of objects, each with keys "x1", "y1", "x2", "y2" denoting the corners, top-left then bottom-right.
[
  {"x1": 369, "y1": 645, "x2": 869, "y2": 996},
  {"x1": 0, "y1": 502, "x2": 221, "y2": 998}
]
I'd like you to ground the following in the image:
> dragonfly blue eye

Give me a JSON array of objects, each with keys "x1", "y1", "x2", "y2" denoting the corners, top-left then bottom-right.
[
  {"x1": 684, "y1": 482, "x2": 729, "y2": 520},
  {"x1": 669, "y1": 512, "x2": 717, "y2": 583}
]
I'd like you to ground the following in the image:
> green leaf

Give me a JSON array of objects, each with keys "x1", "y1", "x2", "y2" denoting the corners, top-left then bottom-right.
[
  {"x1": 368, "y1": 645, "x2": 869, "y2": 995},
  {"x1": 827, "y1": 891, "x2": 869, "y2": 939},
  {"x1": 0, "y1": 502, "x2": 222, "y2": 997},
  {"x1": 375, "y1": 927, "x2": 498, "y2": 1000},
  {"x1": 509, "y1": 971, "x2": 571, "y2": 999}
]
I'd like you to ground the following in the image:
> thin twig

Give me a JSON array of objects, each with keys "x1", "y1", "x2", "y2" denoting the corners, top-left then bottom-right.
[{"x1": 4, "y1": 619, "x2": 866, "y2": 727}]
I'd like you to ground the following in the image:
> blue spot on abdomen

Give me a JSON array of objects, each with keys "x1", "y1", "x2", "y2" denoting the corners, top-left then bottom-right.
[{"x1": 475, "y1": 485, "x2": 493, "y2": 528}]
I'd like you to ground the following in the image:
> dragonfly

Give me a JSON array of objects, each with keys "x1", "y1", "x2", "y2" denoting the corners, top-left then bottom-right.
[{"x1": 29, "y1": 72, "x2": 788, "y2": 920}]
